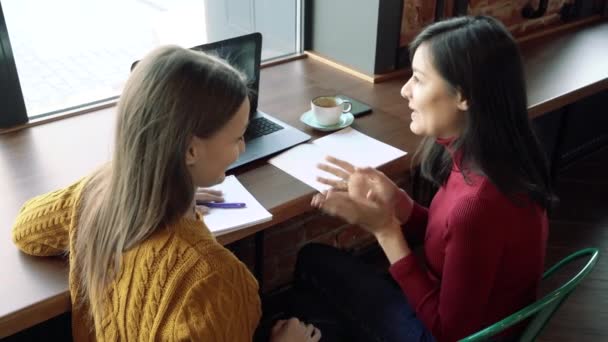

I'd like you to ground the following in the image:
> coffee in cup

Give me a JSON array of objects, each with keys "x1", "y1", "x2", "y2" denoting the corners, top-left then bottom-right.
[{"x1": 311, "y1": 96, "x2": 352, "y2": 126}]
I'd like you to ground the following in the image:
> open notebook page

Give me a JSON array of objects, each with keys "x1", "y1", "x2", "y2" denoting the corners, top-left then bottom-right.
[
  {"x1": 269, "y1": 127, "x2": 407, "y2": 191},
  {"x1": 201, "y1": 175, "x2": 272, "y2": 235}
]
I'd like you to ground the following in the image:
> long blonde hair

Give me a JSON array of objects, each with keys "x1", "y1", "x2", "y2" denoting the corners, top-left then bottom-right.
[{"x1": 74, "y1": 45, "x2": 248, "y2": 327}]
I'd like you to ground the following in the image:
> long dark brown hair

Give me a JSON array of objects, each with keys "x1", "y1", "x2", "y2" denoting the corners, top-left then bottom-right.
[{"x1": 411, "y1": 16, "x2": 556, "y2": 209}]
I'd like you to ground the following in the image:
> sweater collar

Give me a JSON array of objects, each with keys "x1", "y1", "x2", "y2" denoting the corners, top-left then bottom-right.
[
  {"x1": 435, "y1": 137, "x2": 456, "y2": 148},
  {"x1": 435, "y1": 136, "x2": 464, "y2": 172}
]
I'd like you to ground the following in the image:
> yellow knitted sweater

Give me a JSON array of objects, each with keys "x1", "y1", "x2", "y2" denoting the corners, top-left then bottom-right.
[{"x1": 11, "y1": 178, "x2": 261, "y2": 341}]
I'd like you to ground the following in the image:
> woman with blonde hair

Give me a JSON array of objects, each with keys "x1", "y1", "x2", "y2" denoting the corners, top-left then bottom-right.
[{"x1": 12, "y1": 46, "x2": 320, "y2": 342}]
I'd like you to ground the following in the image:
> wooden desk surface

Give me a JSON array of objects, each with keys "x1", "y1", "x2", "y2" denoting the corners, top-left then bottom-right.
[
  {"x1": 1, "y1": 21, "x2": 607, "y2": 338},
  {"x1": 523, "y1": 21, "x2": 608, "y2": 117}
]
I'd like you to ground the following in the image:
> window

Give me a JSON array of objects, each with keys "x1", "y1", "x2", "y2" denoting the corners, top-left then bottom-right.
[{"x1": 0, "y1": 0, "x2": 302, "y2": 127}]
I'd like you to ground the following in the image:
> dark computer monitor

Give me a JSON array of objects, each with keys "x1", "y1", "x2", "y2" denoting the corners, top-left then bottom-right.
[
  {"x1": 191, "y1": 32, "x2": 261, "y2": 117},
  {"x1": 130, "y1": 33, "x2": 311, "y2": 170},
  {"x1": 130, "y1": 32, "x2": 261, "y2": 118}
]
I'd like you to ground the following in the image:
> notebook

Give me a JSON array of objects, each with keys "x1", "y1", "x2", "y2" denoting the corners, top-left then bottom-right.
[
  {"x1": 201, "y1": 175, "x2": 272, "y2": 235},
  {"x1": 268, "y1": 127, "x2": 407, "y2": 192}
]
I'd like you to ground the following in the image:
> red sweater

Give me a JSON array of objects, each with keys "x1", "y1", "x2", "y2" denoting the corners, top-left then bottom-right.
[{"x1": 389, "y1": 146, "x2": 548, "y2": 342}]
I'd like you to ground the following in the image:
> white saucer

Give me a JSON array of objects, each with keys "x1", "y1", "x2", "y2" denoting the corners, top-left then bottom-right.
[{"x1": 300, "y1": 111, "x2": 354, "y2": 131}]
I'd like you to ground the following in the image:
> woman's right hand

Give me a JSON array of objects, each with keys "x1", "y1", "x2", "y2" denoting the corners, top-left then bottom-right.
[
  {"x1": 316, "y1": 156, "x2": 414, "y2": 224},
  {"x1": 269, "y1": 318, "x2": 321, "y2": 342},
  {"x1": 353, "y1": 167, "x2": 414, "y2": 224},
  {"x1": 317, "y1": 156, "x2": 396, "y2": 201},
  {"x1": 351, "y1": 167, "x2": 399, "y2": 206}
]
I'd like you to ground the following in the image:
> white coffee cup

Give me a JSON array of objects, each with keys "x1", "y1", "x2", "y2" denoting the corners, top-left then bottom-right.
[{"x1": 311, "y1": 96, "x2": 352, "y2": 126}]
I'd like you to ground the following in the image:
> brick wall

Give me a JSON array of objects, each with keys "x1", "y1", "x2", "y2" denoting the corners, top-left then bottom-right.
[
  {"x1": 226, "y1": 174, "x2": 413, "y2": 292},
  {"x1": 399, "y1": 0, "x2": 603, "y2": 46},
  {"x1": 469, "y1": 0, "x2": 569, "y2": 35}
]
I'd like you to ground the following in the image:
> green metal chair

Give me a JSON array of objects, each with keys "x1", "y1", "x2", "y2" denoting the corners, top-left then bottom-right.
[{"x1": 460, "y1": 247, "x2": 600, "y2": 342}]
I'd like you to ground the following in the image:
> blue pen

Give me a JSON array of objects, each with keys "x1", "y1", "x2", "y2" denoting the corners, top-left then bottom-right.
[{"x1": 197, "y1": 201, "x2": 246, "y2": 209}]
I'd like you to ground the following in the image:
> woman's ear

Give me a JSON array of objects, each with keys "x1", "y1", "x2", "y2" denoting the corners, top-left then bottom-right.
[
  {"x1": 185, "y1": 137, "x2": 204, "y2": 166},
  {"x1": 456, "y1": 90, "x2": 469, "y2": 112}
]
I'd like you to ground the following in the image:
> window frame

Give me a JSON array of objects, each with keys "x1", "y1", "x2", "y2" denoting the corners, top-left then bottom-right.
[{"x1": 0, "y1": 2, "x2": 28, "y2": 129}]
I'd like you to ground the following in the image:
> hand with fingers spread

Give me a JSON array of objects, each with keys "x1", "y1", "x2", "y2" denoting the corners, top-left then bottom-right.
[
  {"x1": 312, "y1": 163, "x2": 414, "y2": 264},
  {"x1": 317, "y1": 156, "x2": 376, "y2": 200},
  {"x1": 353, "y1": 167, "x2": 415, "y2": 224},
  {"x1": 193, "y1": 188, "x2": 224, "y2": 214},
  {"x1": 269, "y1": 317, "x2": 322, "y2": 342},
  {"x1": 316, "y1": 156, "x2": 415, "y2": 224},
  {"x1": 316, "y1": 156, "x2": 358, "y2": 193},
  {"x1": 315, "y1": 157, "x2": 397, "y2": 233},
  {"x1": 311, "y1": 186, "x2": 400, "y2": 238}
]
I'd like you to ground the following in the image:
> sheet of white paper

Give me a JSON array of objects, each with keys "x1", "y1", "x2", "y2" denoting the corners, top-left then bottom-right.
[
  {"x1": 268, "y1": 143, "x2": 328, "y2": 191},
  {"x1": 202, "y1": 175, "x2": 272, "y2": 235},
  {"x1": 269, "y1": 127, "x2": 407, "y2": 191}
]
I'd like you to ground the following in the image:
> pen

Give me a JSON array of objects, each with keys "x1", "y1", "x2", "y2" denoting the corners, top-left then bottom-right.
[{"x1": 197, "y1": 201, "x2": 247, "y2": 209}]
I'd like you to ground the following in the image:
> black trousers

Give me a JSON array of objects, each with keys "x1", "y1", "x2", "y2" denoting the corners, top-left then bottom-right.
[{"x1": 288, "y1": 243, "x2": 436, "y2": 342}]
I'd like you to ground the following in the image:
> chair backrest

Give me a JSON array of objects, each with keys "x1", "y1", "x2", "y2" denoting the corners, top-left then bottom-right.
[{"x1": 460, "y1": 247, "x2": 600, "y2": 342}]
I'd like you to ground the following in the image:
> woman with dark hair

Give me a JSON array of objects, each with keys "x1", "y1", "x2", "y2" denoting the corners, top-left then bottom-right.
[{"x1": 295, "y1": 15, "x2": 555, "y2": 342}]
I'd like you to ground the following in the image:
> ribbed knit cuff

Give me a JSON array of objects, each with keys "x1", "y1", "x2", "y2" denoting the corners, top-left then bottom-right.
[
  {"x1": 389, "y1": 252, "x2": 436, "y2": 310},
  {"x1": 389, "y1": 253, "x2": 418, "y2": 284},
  {"x1": 407, "y1": 202, "x2": 428, "y2": 227}
]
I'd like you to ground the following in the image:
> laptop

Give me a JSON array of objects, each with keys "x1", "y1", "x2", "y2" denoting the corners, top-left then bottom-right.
[{"x1": 131, "y1": 33, "x2": 311, "y2": 171}]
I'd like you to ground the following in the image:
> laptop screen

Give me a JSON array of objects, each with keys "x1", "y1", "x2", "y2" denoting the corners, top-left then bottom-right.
[
  {"x1": 131, "y1": 32, "x2": 262, "y2": 117},
  {"x1": 191, "y1": 33, "x2": 262, "y2": 117}
]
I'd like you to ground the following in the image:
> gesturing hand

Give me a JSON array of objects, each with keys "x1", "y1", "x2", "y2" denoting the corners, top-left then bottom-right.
[
  {"x1": 317, "y1": 156, "x2": 383, "y2": 201},
  {"x1": 313, "y1": 158, "x2": 413, "y2": 262},
  {"x1": 316, "y1": 156, "x2": 358, "y2": 192},
  {"x1": 317, "y1": 156, "x2": 415, "y2": 224},
  {"x1": 311, "y1": 187, "x2": 400, "y2": 238},
  {"x1": 317, "y1": 156, "x2": 400, "y2": 203}
]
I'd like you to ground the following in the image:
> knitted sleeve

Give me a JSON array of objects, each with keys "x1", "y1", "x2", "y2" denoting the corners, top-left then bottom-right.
[
  {"x1": 11, "y1": 179, "x2": 86, "y2": 256},
  {"x1": 174, "y1": 266, "x2": 261, "y2": 341}
]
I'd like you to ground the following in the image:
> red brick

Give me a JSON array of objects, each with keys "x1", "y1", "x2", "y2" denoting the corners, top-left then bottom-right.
[
  {"x1": 401, "y1": 0, "x2": 575, "y2": 43},
  {"x1": 270, "y1": 252, "x2": 299, "y2": 291},
  {"x1": 336, "y1": 225, "x2": 375, "y2": 249},
  {"x1": 520, "y1": 13, "x2": 561, "y2": 34},
  {"x1": 263, "y1": 211, "x2": 310, "y2": 236},
  {"x1": 261, "y1": 252, "x2": 299, "y2": 292},
  {"x1": 469, "y1": 0, "x2": 489, "y2": 8},
  {"x1": 271, "y1": 272, "x2": 294, "y2": 291},
  {"x1": 400, "y1": 0, "x2": 437, "y2": 38},
  {"x1": 277, "y1": 251, "x2": 299, "y2": 271},
  {"x1": 263, "y1": 257, "x2": 279, "y2": 289},
  {"x1": 493, "y1": 3, "x2": 520, "y2": 26},
  {"x1": 301, "y1": 214, "x2": 347, "y2": 240},
  {"x1": 226, "y1": 237, "x2": 256, "y2": 271},
  {"x1": 264, "y1": 224, "x2": 306, "y2": 256},
  {"x1": 311, "y1": 230, "x2": 339, "y2": 247}
]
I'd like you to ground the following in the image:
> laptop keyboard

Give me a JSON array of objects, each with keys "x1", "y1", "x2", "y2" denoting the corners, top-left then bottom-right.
[{"x1": 244, "y1": 117, "x2": 284, "y2": 142}]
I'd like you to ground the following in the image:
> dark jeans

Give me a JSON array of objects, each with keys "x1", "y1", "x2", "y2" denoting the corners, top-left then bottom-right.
[{"x1": 290, "y1": 243, "x2": 436, "y2": 342}]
